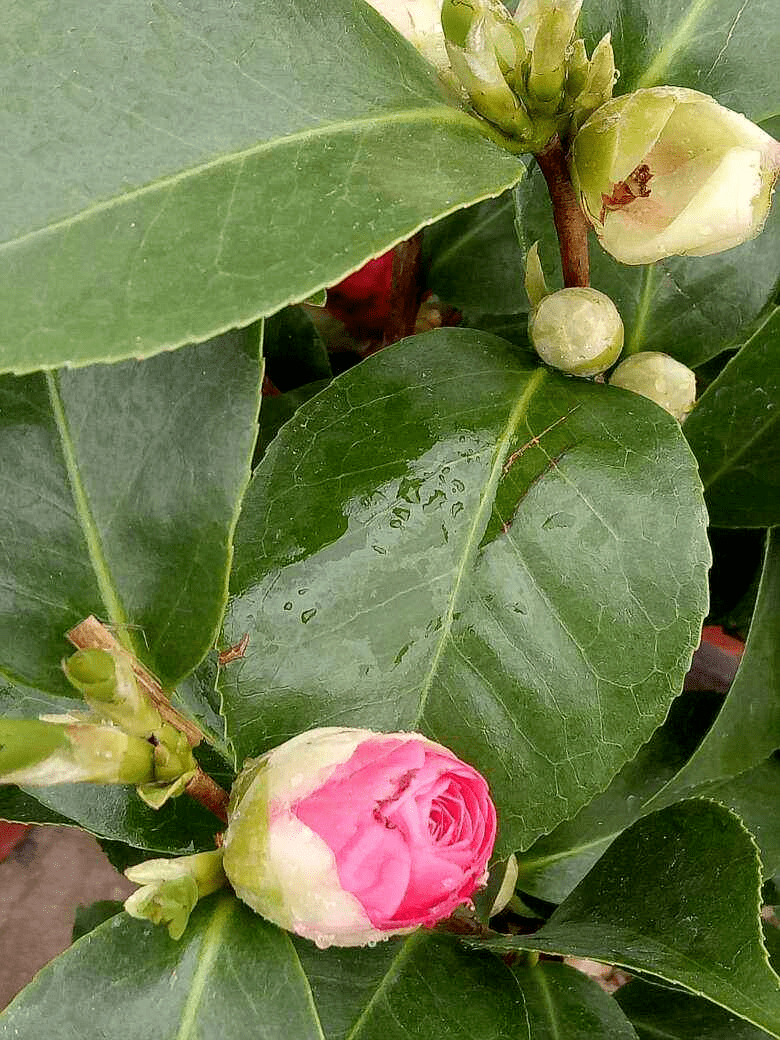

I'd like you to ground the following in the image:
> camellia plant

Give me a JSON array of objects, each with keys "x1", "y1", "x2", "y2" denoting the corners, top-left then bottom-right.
[{"x1": 0, "y1": 0, "x2": 778, "y2": 1036}]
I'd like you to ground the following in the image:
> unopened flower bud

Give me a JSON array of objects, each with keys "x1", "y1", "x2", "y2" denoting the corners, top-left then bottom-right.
[
  {"x1": 442, "y1": 0, "x2": 533, "y2": 139},
  {"x1": 366, "y1": 0, "x2": 450, "y2": 72},
  {"x1": 530, "y1": 287, "x2": 624, "y2": 376},
  {"x1": 513, "y1": 0, "x2": 582, "y2": 51},
  {"x1": 63, "y1": 648, "x2": 161, "y2": 738},
  {"x1": 609, "y1": 352, "x2": 696, "y2": 421},
  {"x1": 222, "y1": 727, "x2": 497, "y2": 949},
  {"x1": 124, "y1": 849, "x2": 227, "y2": 939},
  {"x1": 564, "y1": 38, "x2": 588, "y2": 99},
  {"x1": 0, "y1": 718, "x2": 154, "y2": 786},
  {"x1": 571, "y1": 87, "x2": 780, "y2": 264},
  {"x1": 136, "y1": 723, "x2": 198, "y2": 809},
  {"x1": 571, "y1": 33, "x2": 616, "y2": 128},
  {"x1": 527, "y1": 7, "x2": 576, "y2": 108}
]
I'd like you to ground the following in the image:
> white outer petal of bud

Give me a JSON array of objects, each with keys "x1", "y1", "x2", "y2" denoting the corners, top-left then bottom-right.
[
  {"x1": 609, "y1": 351, "x2": 696, "y2": 422},
  {"x1": 365, "y1": 0, "x2": 450, "y2": 71},
  {"x1": 530, "y1": 287, "x2": 624, "y2": 376},
  {"x1": 571, "y1": 87, "x2": 780, "y2": 265}
]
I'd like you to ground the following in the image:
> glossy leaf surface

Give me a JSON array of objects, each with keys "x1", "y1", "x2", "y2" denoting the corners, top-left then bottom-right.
[
  {"x1": 654, "y1": 530, "x2": 780, "y2": 795},
  {"x1": 512, "y1": 961, "x2": 639, "y2": 1039},
  {"x1": 0, "y1": 896, "x2": 529, "y2": 1039},
  {"x1": 0, "y1": 0, "x2": 524, "y2": 374},
  {"x1": 582, "y1": 0, "x2": 780, "y2": 120},
  {"x1": 0, "y1": 330, "x2": 262, "y2": 695},
  {"x1": 480, "y1": 802, "x2": 780, "y2": 1038},
  {"x1": 617, "y1": 979, "x2": 777, "y2": 1040},
  {"x1": 684, "y1": 309, "x2": 780, "y2": 528},
  {"x1": 221, "y1": 329, "x2": 709, "y2": 854},
  {"x1": 514, "y1": 166, "x2": 780, "y2": 369},
  {"x1": 516, "y1": 689, "x2": 721, "y2": 902}
]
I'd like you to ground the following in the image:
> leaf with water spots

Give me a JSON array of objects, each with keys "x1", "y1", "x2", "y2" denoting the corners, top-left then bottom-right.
[
  {"x1": 0, "y1": 897, "x2": 530, "y2": 1040},
  {"x1": 220, "y1": 328, "x2": 709, "y2": 855}
]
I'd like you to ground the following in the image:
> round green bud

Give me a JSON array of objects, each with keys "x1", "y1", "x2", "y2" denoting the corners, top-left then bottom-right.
[
  {"x1": 441, "y1": 0, "x2": 475, "y2": 49},
  {"x1": 64, "y1": 648, "x2": 117, "y2": 702},
  {"x1": 529, "y1": 286, "x2": 624, "y2": 376},
  {"x1": 609, "y1": 352, "x2": 696, "y2": 421}
]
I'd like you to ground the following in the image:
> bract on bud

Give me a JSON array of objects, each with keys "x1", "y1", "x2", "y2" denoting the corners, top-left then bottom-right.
[
  {"x1": 124, "y1": 849, "x2": 227, "y2": 939},
  {"x1": 571, "y1": 87, "x2": 780, "y2": 264},
  {"x1": 529, "y1": 286, "x2": 624, "y2": 376},
  {"x1": 222, "y1": 727, "x2": 497, "y2": 949},
  {"x1": 609, "y1": 352, "x2": 696, "y2": 422},
  {"x1": 0, "y1": 718, "x2": 154, "y2": 786}
]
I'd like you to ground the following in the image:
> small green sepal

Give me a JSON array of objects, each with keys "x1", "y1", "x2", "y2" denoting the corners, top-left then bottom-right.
[{"x1": 124, "y1": 850, "x2": 227, "y2": 939}]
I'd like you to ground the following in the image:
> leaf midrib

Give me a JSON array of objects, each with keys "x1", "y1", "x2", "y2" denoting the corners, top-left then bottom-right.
[
  {"x1": 45, "y1": 371, "x2": 130, "y2": 636},
  {"x1": 344, "y1": 931, "x2": 424, "y2": 1040},
  {"x1": 176, "y1": 895, "x2": 235, "y2": 1040},
  {"x1": 636, "y1": 0, "x2": 715, "y2": 87},
  {"x1": 412, "y1": 366, "x2": 548, "y2": 728},
  {"x1": 2, "y1": 106, "x2": 487, "y2": 253}
]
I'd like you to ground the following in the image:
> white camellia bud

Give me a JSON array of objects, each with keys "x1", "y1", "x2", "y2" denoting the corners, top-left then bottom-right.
[
  {"x1": 222, "y1": 727, "x2": 497, "y2": 949},
  {"x1": 366, "y1": 0, "x2": 449, "y2": 72},
  {"x1": 609, "y1": 351, "x2": 696, "y2": 422},
  {"x1": 570, "y1": 87, "x2": 780, "y2": 264},
  {"x1": 529, "y1": 286, "x2": 624, "y2": 376}
]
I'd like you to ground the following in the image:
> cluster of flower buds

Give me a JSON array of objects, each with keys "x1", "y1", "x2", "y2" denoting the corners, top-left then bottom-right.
[
  {"x1": 0, "y1": 647, "x2": 197, "y2": 808},
  {"x1": 440, "y1": 0, "x2": 616, "y2": 151}
]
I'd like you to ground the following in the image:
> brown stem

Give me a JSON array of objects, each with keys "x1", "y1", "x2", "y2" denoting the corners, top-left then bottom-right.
[
  {"x1": 185, "y1": 768, "x2": 229, "y2": 824},
  {"x1": 382, "y1": 234, "x2": 424, "y2": 347},
  {"x1": 536, "y1": 136, "x2": 590, "y2": 288}
]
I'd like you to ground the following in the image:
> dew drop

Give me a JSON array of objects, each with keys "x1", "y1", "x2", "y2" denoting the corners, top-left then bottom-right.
[
  {"x1": 451, "y1": 501, "x2": 464, "y2": 518},
  {"x1": 301, "y1": 608, "x2": 317, "y2": 624},
  {"x1": 372, "y1": 544, "x2": 387, "y2": 554},
  {"x1": 283, "y1": 601, "x2": 293, "y2": 611}
]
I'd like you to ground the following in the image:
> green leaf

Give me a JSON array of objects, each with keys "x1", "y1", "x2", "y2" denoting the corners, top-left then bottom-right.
[
  {"x1": 0, "y1": 785, "x2": 72, "y2": 827},
  {"x1": 581, "y1": 0, "x2": 780, "y2": 121},
  {"x1": 479, "y1": 801, "x2": 780, "y2": 1038},
  {"x1": 652, "y1": 530, "x2": 780, "y2": 795},
  {"x1": 516, "y1": 689, "x2": 722, "y2": 902},
  {"x1": 264, "y1": 307, "x2": 332, "y2": 391},
  {"x1": 0, "y1": 896, "x2": 530, "y2": 1039},
  {"x1": 514, "y1": 166, "x2": 780, "y2": 369},
  {"x1": 0, "y1": 0, "x2": 525, "y2": 375},
  {"x1": 221, "y1": 328, "x2": 709, "y2": 854},
  {"x1": 512, "y1": 961, "x2": 639, "y2": 1039},
  {"x1": 683, "y1": 309, "x2": 780, "y2": 528},
  {"x1": 617, "y1": 978, "x2": 777, "y2": 1040},
  {"x1": 423, "y1": 189, "x2": 528, "y2": 315},
  {"x1": 72, "y1": 900, "x2": 124, "y2": 942},
  {"x1": 0, "y1": 329, "x2": 262, "y2": 696},
  {"x1": 692, "y1": 757, "x2": 780, "y2": 880},
  {"x1": 19, "y1": 783, "x2": 220, "y2": 855}
]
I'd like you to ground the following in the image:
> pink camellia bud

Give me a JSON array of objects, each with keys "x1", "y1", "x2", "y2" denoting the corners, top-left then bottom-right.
[
  {"x1": 570, "y1": 86, "x2": 780, "y2": 264},
  {"x1": 222, "y1": 727, "x2": 497, "y2": 948}
]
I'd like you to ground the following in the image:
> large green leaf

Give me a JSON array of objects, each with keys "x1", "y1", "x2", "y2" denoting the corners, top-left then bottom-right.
[
  {"x1": 220, "y1": 328, "x2": 709, "y2": 854},
  {"x1": 512, "y1": 961, "x2": 639, "y2": 1039},
  {"x1": 617, "y1": 979, "x2": 777, "y2": 1040},
  {"x1": 515, "y1": 689, "x2": 722, "y2": 902},
  {"x1": 684, "y1": 309, "x2": 780, "y2": 528},
  {"x1": 479, "y1": 801, "x2": 780, "y2": 1038},
  {"x1": 0, "y1": 0, "x2": 525, "y2": 375},
  {"x1": 0, "y1": 329, "x2": 261, "y2": 695},
  {"x1": 652, "y1": 530, "x2": 780, "y2": 795},
  {"x1": 514, "y1": 165, "x2": 780, "y2": 369},
  {"x1": 423, "y1": 188, "x2": 528, "y2": 315},
  {"x1": 582, "y1": 0, "x2": 780, "y2": 121},
  {"x1": 0, "y1": 895, "x2": 529, "y2": 1039}
]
